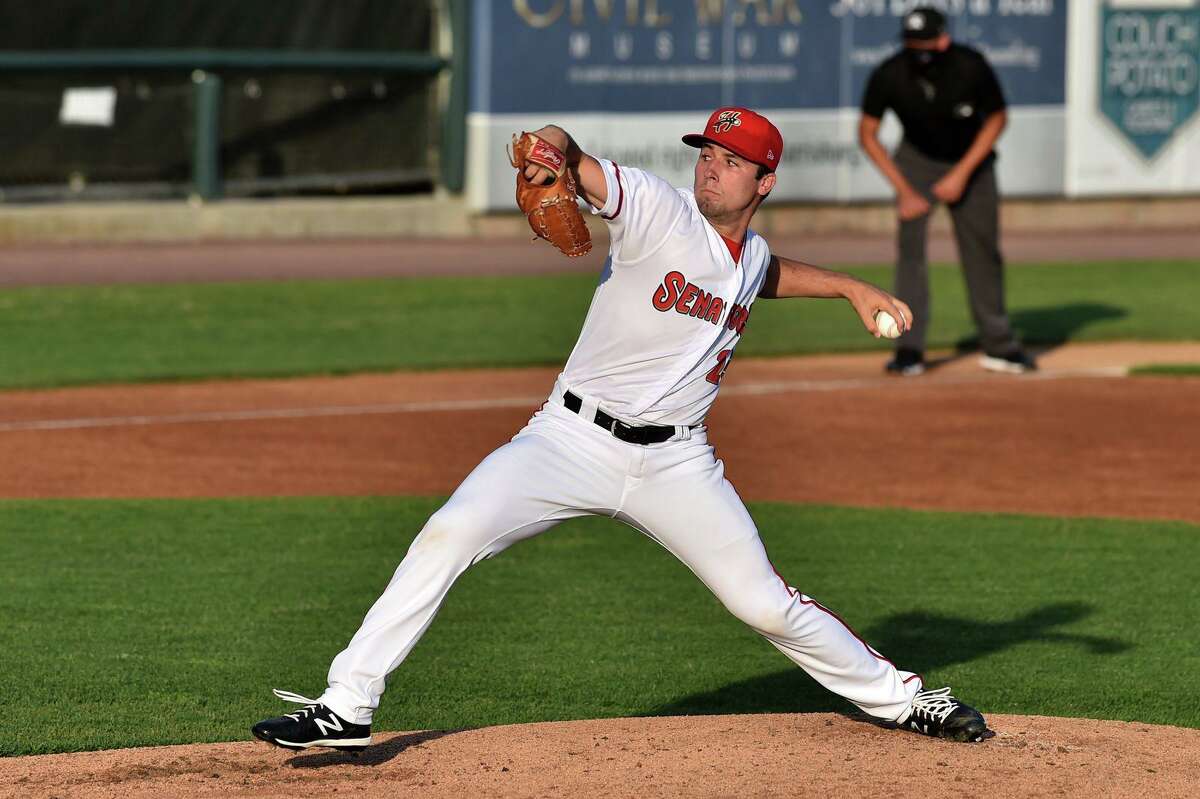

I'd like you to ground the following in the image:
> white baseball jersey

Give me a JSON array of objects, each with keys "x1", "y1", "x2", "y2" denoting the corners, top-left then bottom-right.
[
  {"x1": 557, "y1": 159, "x2": 771, "y2": 427},
  {"x1": 314, "y1": 156, "x2": 923, "y2": 732}
]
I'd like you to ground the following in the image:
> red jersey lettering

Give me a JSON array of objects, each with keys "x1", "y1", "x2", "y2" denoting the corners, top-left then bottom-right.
[
  {"x1": 649, "y1": 272, "x2": 748, "y2": 336},
  {"x1": 704, "y1": 297, "x2": 724, "y2": 324},
  {"x1": 676, "y1": 283, "x2": 701, "y2": 315},
  {"x1": 737, "y1": 306, "x2": 752, "y2": 334},
  {"x1": 652, "y1": 271, "x2": 687, "y2": 311},
  {"x1": 706, "y1": 349, "x2": 734, "y2": 385}
]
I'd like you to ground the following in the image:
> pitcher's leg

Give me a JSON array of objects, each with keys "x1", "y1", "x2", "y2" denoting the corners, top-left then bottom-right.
[
  {"x1": 320, "y1": 412, "x2": 615, "y2": 724},
  {"x1": 622, "y1": 454, "x2": 919, "y2": 721}
]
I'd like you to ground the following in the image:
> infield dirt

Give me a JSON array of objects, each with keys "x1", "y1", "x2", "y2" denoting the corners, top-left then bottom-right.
[
  {"x1": 3, "y1": 713, "x2": 1197, "y2": 798},
  {"x1": 2, "y1": 341, "x2": 1198, "y2": 523}
]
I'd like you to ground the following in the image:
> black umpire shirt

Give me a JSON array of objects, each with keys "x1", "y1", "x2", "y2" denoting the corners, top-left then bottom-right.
[{"x1": 861, "y1": 43, "x2": 1006, "y2": 165}]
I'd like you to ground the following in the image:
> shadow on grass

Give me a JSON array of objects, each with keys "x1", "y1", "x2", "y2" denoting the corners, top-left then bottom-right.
[
  {"x1": 286, "y1": 728, "x2": 459, "y2": 768},
  {"x1": 282, "y1": 604, "x2": 1131, "y2": 766},
  {"x1": 951, "y1": 302, "x2": 1128, "y2": 354},
  {"x1": 861, "y1": 601, "x2": 1130, "y2": 674},
  {"x1": 650, "y1": 601, "x2": 1128, "y2": 718}
]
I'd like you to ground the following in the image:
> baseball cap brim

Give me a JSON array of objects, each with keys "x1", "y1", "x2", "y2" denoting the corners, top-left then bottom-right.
[{"x1": 681, "y1": 134, "x2": 773, "y2": 171}]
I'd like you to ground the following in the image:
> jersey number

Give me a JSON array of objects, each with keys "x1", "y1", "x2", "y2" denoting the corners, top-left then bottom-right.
[{"x1": 706, "y1": 349, "x2": 733, "y2": 386}]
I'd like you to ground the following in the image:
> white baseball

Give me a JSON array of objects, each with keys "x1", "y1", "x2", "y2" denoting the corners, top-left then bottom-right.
[{"x1": 874, "y1": 310, "x2": 901, "y2": 339}]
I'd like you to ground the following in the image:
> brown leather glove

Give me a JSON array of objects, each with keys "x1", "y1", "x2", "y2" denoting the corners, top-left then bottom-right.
[{"x1": 508, "y1": 132, "x2": 592, "y2": 258}]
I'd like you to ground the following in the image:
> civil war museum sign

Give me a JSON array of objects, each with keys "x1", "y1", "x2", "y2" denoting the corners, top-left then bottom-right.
[{"x1": 468, "y1": 1, "x2": 1066, "y2": 209}]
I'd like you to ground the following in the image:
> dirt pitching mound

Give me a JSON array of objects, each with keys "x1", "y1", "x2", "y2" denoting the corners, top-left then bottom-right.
[{"x1": 4, "y1": 713, "x2": 1197, "y2": 799}]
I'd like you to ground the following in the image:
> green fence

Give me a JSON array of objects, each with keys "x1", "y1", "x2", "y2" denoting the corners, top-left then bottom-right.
[{"x1": 0, "y1": 1, "x2": 469, "y2": 200}]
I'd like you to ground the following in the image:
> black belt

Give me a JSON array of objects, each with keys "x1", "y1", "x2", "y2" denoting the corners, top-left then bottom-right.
[{"x1": 563, "y1": 391, "x2": 681, "y2": 445}]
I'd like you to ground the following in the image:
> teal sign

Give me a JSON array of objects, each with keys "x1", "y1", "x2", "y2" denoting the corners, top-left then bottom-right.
[{"x1": 1101, "y1": 5, "x2": 1200, "y2": 159}]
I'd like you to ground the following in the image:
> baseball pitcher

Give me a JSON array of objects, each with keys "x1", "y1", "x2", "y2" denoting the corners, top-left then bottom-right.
[{"x1": 251, "y1": 107, "x2": 988, "y2": 752}]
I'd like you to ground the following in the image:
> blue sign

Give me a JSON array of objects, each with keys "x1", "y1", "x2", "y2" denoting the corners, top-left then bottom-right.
[
  {"x1": 1099, "y1": 5, "x2": 1200, "y2": 160},
  {"x1": 471, "y1": 0, "x2": 1066, "y2": 114}
]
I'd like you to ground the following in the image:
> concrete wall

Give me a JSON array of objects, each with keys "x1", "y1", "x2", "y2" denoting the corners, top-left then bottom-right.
[{"x1": 1, "y1": 193, "x2": 1197, "y2": 245}]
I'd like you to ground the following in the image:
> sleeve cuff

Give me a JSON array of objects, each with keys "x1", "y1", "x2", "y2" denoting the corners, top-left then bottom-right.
[{"x1": 590, "y1": 159, "x2": 625, "y2": 220}]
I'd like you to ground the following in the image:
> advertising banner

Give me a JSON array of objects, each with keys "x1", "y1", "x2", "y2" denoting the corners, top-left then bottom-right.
[
  {"x1": 467, "y1": 0, "x2": 1067, "y2": 210},
  {"x1": 1067, "y1": 0, "x2": 1200, "y2": 195},
  {"x1": 1099, "y1": 4, "x2": 1199, "y2": 160}
]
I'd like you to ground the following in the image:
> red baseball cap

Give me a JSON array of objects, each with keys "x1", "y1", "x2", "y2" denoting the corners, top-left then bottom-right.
[{"x1": 682, "y1": 107, "x2": 783, "y2": 172}]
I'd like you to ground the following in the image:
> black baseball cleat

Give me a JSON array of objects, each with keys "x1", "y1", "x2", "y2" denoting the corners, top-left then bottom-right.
[
  {"x1": 885, "y1": 348, "x2": 926, "y2": 376},
  {"x1": 251, "y1": 689, "x2": 371, "y2": 752},
  {"x1": 979, "y1": 348, "x2": 1037, "y2": 374},
  {"x1": 901, "y1": 687, "x2": 989, "y2": 743}
]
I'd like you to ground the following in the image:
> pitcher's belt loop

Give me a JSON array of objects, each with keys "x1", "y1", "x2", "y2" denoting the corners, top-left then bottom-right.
[{"x1": 562, "y1": 391, "x2": 691, "y2": 445}]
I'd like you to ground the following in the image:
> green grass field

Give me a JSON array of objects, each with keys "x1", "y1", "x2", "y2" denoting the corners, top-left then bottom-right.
[
  {"x1": 3, "y1": 258, "x2": 1197, "y2": 759},
  {"x1": 0, "y1": 259, "x2": 1196, "y2": 389},
  {"x1": 2, "y1": 497, "x2": 1197, "y2": 756},
  {"x1": 1131, "y1": 364, "x2": 1200, "y2": 377}
]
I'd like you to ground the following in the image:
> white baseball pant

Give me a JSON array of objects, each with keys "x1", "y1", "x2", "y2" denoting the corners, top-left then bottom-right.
[{"x1": 318, "y1": 392, "x2": 921, "y2": 725}]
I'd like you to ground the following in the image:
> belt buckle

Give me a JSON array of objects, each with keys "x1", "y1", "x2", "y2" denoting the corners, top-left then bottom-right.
[{"x1": 610, "y1": 418, "x2": 638, "y2": 443}]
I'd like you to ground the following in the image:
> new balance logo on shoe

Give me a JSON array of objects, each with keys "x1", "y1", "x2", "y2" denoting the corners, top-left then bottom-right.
[
  {"x1": 902, "y1": 687, "x2": 988, "y2": 743},
  {"x1": 314, "y1": 715, "x2": 344, "y2": 736},
  {"x1": 251, "y1": 689, "x2": 372, "y2": 753}
]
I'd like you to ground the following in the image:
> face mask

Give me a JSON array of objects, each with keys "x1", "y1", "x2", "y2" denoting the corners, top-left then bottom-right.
[{"x1": 905, "y1": 47, "x2": 944, "y2": 73}]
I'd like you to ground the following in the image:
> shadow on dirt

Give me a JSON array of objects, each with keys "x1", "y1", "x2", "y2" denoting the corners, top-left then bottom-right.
[
  {"x1": 285, "y1": 728, "x2": 459, "y2": 768},
  {"x1": 650, "y1": 601, "x2": 1129, "y2": 718}
]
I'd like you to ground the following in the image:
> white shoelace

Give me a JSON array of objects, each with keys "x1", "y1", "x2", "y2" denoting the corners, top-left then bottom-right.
[
  {"x1": 272, "y1": 688, "x2": 323, "y2": 722},
  {"x1": 909, "y1": 687, "x2": 959, "y2": 723}
]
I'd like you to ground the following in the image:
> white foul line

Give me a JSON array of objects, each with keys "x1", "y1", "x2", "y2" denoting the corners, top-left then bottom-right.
[
  {"x1": 719, "y1": 365, "x2": 1128, "y2": 397},
  {"x1": 0, "y1": 397, "x2": 546, "y2": 433},
  {"x1": 0, "y1": 366, "x2": 1128, "y2": 433}
]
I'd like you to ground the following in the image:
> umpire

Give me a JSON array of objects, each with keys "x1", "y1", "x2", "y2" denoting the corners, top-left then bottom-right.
[{"x1": 858, "y1": 7, "x2": 1035, "y2": 376}]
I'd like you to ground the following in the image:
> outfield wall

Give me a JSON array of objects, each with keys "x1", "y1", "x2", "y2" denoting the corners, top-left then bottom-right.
[
  {"x1": 466, "y1": 0, "x2": 1200, "y2": 211},
  {"x1": 2, "y1": 193, "x2": 1197, "y2": 244},
  {"x1": 466, "y1": 0, "x2": 1066, "y2": 210}
]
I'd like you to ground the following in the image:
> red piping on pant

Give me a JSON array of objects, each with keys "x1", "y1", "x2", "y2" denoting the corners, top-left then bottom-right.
[{"x1": 769, "y1": 562, "x2": 923, "y2": 686}]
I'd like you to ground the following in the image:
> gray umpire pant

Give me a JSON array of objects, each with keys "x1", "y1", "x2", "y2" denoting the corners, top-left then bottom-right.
[{"x1": 893, "y1": 141, "x2": 1019, "y2": 355}]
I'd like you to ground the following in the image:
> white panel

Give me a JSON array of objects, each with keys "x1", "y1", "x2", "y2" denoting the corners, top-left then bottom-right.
[
  {"x1": 59, "y1": 87, "x2": 117, "y2": 127},
  {"x1": 467, "y1": 109, "x2": 1065, "y2": 211},
  {"x1": 1066, "y1": 0, "x2": 1200, "y2": 196}
]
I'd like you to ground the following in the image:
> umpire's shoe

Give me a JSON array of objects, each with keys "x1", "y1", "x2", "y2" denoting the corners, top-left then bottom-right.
[
  {"x1": 901, "y1": 687, "x2": 988, "y2": 743},
  {"x1": 251, "y1": 689, "x2": 371, "y2": 752},
  {"x1": 885, "y1": 348, "x2": 926, "y2": 377},
  {"x1": 979, "y1": 348, "x2": 1037, "y2": 374}
]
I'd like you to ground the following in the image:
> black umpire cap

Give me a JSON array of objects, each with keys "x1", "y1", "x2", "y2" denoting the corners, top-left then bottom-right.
[{"x1": 901, "y1": 7, "x2": 947, "y2": 40}]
